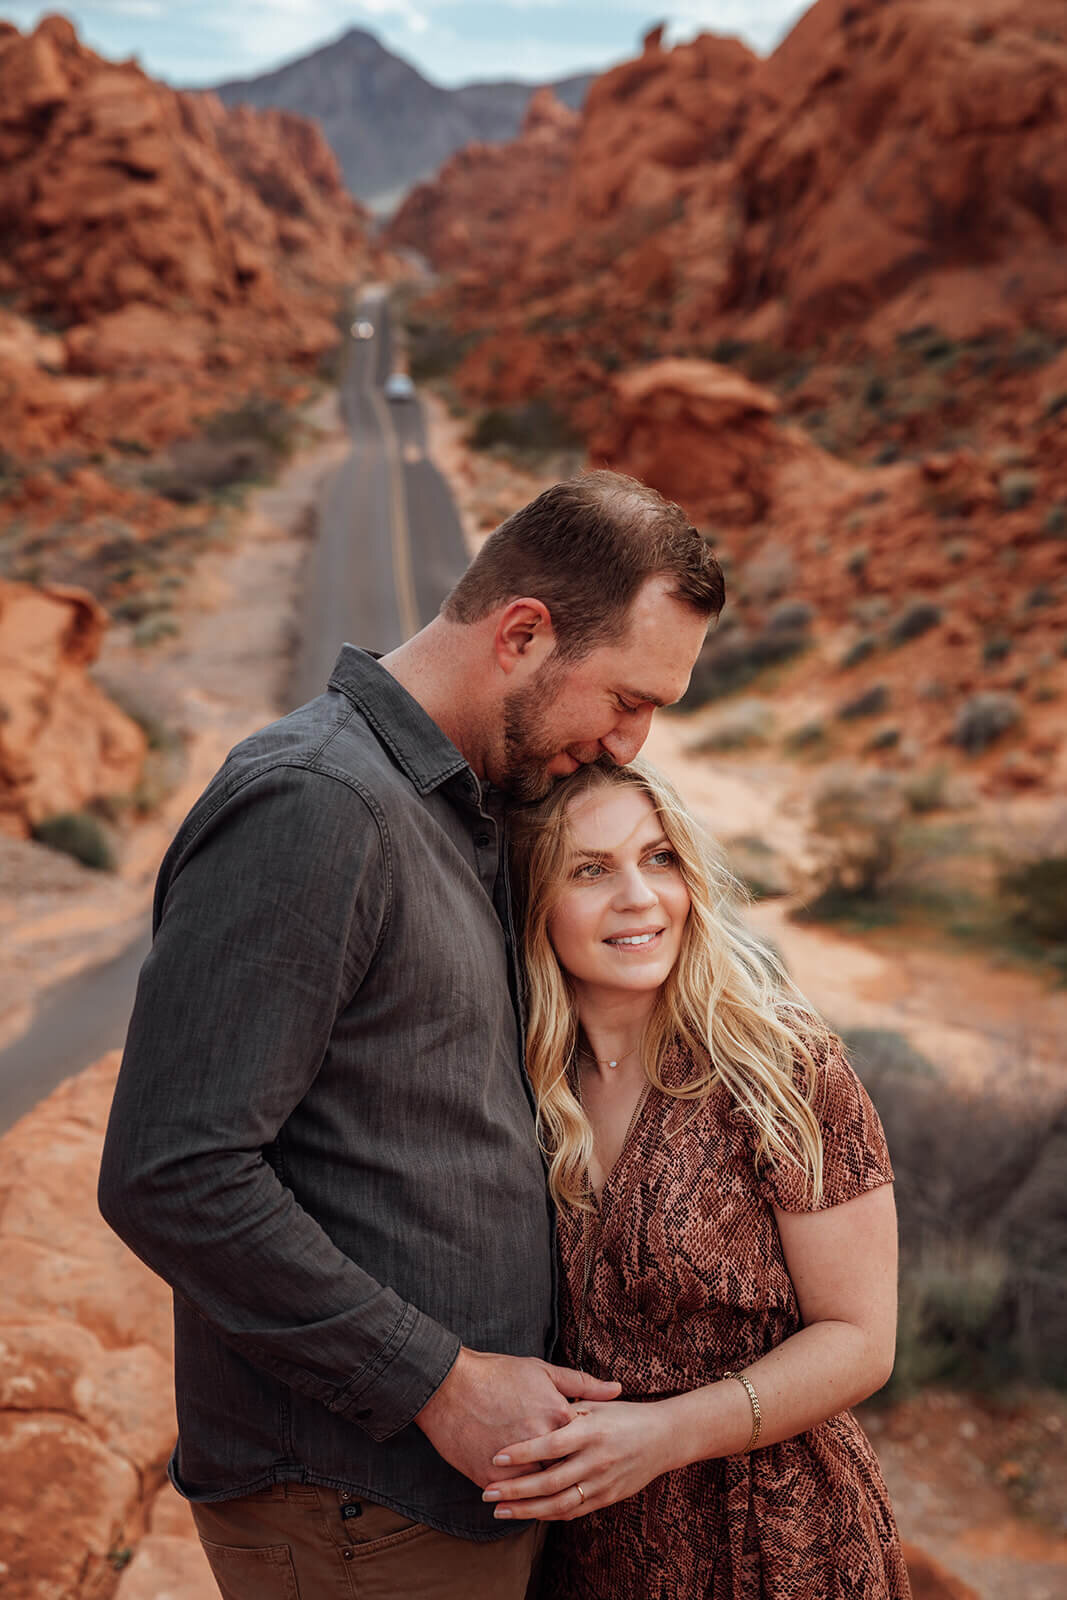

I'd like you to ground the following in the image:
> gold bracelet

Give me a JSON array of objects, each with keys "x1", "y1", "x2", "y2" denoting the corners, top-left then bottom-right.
[{"x1": 723, "y1": 1370, "x2": 762, "y2": 1452}]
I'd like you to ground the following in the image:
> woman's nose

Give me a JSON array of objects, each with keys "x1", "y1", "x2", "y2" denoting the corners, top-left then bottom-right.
[{"x1": 614, "y1": 865, "x2": 658, "y2": 909}]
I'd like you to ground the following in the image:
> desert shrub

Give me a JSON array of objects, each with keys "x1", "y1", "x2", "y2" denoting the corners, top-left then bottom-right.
[
  {"x1": 681, "y1": 614, "x2": 811, "y2": 707},
  {"x1": 952, "y1": 691, "x2": 1021, "y2": 754},
  {"x1": 1043, "y1": 501, "x2": 1067, "y2": 537},
  {"x1": 1044, "y1": 390, "x2": 1067, "y2": 418},
  {"x1": 690, "y1": 698, "x2": 775, "y2": 753},
  {"x1": 901, "y1": 764, "x2": 950, "y2": 815},
  {"x1": 767, "y1": 599, "x2": 814, "y2": 633},
  {"x1": 469, "y1": 398, "x2": 582, "y2": 456},
  {"x1": 145, "y1": 396, "x2": 297, "y2": 503},
  {"x1": 133, "y1": 614, "x2": 180, "y2": 648},
  {"x1": 845, "y1": 545, "x2": 869, "y2": 578},
  {"x1": 982, "y1": 634, "x2": 1013, "y2": 665},
  {"x1": 854, "y1": 1053, "x2": 1066, "y2": 1391},
  {"x1": 997, "y1": 855, "x2": 1067, "y2": 945},
  {"x1": 837, "y1": 682, "x2": 889, "y2": 720},
  {"x1": 33, "y1": 811, "x2": 115, "y2": 870},
  {"x1": 888, "y1": 601, "x2": 941, "y2": 646},
  {"x1": 725, "y1": 834, "x2": 792, "y2": 900},
  {"x1": 998, "y1": 469, "x2": 1038, "y2": 510},
  {"x1": 866, "y1": 724, "x2": 900, "y2": 751},
  {"x1": 783, "y1": 719, "x2": 827, "y2": 754},
  {"x1": 803, "y1": 765, "x2": 905, "y2": 906},
  {"x1": 1025, "y1": 584, "x2": 1054, "y2": 610},
  {"x1": 840, "y1": 633, "x2": 877, "y2": 669}
]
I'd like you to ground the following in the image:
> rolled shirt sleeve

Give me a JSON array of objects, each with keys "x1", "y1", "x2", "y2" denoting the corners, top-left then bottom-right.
[{"x1": 98, "y1": 763, "x2": 460, "y2": 1441}]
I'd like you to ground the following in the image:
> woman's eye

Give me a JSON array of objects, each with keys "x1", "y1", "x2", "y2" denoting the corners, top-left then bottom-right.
[
  {"x1": 647, "y1": 850, "x2": 676, "y2": 867},
  {"x1": 574, "y1": 861, "x2": 605, "y2": 880}
]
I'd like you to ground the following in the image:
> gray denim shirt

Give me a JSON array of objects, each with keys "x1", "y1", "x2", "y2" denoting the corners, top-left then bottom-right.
[{"x1": 98, "y1": 646, "x2": 555, "y2": 1539}]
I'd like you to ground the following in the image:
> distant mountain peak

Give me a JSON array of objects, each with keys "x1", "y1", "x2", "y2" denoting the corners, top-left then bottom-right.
[{"x1": 207, "y1": 25, "x2": 591, "y2": 210}]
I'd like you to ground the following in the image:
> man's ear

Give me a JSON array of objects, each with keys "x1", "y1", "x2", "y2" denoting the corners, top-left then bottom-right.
[{"x1": 493, "y1": 598, "x2": 556, "y2": 675}]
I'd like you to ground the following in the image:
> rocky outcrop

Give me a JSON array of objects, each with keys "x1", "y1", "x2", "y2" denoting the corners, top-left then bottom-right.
[
  {"x1": 0, "y1": 15, "x2": 377, "y2": 461},
  {"x1": 0, "y1": 1055, "x2": 183, "y2": 1599},
  {"x1": 0, "y1": 579, "x2": 145, "y2": 838}
]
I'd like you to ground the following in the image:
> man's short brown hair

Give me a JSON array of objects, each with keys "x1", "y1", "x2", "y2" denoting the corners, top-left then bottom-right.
[{"x1": 441, "y1": 470, "x2": 724, "y2": 660}]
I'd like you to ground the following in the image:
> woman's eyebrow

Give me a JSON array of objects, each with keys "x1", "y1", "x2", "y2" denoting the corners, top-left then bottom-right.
[{"x1": 568, "y1": 834, "x2": 671, "y2": 860}]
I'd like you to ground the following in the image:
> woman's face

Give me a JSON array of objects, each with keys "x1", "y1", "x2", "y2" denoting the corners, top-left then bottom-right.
[{"x1": 546, "y1": 784, "x2": 692, "y2": 1004}]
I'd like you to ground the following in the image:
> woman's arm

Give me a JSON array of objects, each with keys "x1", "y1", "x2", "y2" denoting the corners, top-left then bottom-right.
[{"x1": 482, "y1": 1181, "x2": 898, "y2": 1521}]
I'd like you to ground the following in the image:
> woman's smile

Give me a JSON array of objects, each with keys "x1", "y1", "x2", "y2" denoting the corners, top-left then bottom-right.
[{"x1": 546, "y1": 787, "x2": 691, "y2": 1002}]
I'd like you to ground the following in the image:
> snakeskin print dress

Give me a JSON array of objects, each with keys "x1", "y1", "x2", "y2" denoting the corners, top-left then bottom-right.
[{"x1": 540, "y1": 1040, "x2": 911, "y2": 1600}]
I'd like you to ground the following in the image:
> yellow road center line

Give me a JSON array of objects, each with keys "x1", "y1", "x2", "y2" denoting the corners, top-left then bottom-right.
[{"x1": 356, "y1": 312, "x2": 419, "y2": 640}]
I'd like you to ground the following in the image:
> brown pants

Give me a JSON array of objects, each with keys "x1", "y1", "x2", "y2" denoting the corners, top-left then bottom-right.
[{"x1": 192, "y1": 1483, "x2": 543, "y2": 1600}]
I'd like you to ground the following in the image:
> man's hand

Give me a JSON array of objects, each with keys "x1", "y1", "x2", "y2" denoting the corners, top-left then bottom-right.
[{"x1": 414, "y1": 1347, "x2": 621, "y2": 1488}]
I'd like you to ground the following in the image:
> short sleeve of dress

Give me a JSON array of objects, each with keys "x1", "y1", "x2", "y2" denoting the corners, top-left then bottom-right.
[{"x1": 756, "y1": 1037, "x2": 894, "y2": 1213}]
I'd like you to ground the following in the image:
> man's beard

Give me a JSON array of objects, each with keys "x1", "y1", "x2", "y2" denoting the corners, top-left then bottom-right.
[
  {"x1": 498, "y1": 672, "x2": 615, "y2": 801},
  {"x1": 499, "y1": 674, "x2": 564, "y2": 802}
]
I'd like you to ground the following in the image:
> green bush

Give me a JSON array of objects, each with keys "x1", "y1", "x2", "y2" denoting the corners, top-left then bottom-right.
[
  {"x1": 982, "y1": 634, "x2": 1013, "y2": 665},
  {"x1": 865, "y1": 724, "x2": 900, "y2": 751},
  {"x1": 840, "y1": 633, "x2": 877, "y2": 669},
  {"x1": 998, "y1": 469, "x2": 1038, "y2": 510},
  {"x1": 952, "y1": 691, "x2": 1021, "y2": 754},
  {"x1": 838, "y1": 683, "x2": 889, "y2": 720},
  {"x1": 997, "y1": 855, "x2": 1067, "y2": 944},
  {"x1": 888, "y1": 602, "x2": 941, "y2": 646},
  {"x1": 682, "y1": 615, "x2": 811, "y2": 707},
  {"x1": 690, "y1": 698, "x2": 775, "y2": 753},
  {"x1": 1043, "y1": 501, "x2": 1067, "y2": 537},
  {"x1": 469, "y1": 398, "x2": 582, "y2": 456},
  {"x1": 854, "y1": 1055, "x2": 1066, "y2": 1392},
  {"x1": 33, "y1": 811, "x2": 115, "y2": 870},
  {"x1": 783, "y1": 719, "x2": 828, "y2": 754}
]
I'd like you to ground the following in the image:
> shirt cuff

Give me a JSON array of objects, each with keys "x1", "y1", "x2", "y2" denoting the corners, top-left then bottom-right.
[{"x1": 331, "y1": 1301, "x2": 462, "y2": 1442}]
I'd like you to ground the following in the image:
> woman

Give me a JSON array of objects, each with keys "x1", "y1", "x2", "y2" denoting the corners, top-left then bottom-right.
[{"x1": 486, "y1": 758, "x2": 910, "y2": 1599}]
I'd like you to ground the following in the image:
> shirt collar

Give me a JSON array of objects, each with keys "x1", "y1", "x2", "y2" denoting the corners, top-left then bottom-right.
[{"x1": 328, "y1": 645, "x2": 475, "y2": 798}]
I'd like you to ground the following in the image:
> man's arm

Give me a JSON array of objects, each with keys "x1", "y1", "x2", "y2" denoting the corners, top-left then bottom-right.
[{"x1": 98, "y1": 764, "x2": 458, "y2": 1441}]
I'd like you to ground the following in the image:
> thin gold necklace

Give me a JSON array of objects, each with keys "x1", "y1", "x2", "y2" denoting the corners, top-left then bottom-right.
[{"x1": 573, "y1": 1064, "x2": 650, "y2": 1372}]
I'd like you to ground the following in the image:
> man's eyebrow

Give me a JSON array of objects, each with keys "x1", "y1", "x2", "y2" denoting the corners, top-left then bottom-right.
[{"x1": 622, "y1": 689, "x2": 667, "y2": 708}]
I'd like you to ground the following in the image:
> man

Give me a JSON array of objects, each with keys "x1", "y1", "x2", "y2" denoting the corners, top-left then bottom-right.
[{"x1": 98, "y1": 469, "x2": 723, "y2": 1598}]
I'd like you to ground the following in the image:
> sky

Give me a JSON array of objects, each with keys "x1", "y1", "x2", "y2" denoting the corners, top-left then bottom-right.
[{"x1": 3, "y1": 1, "x2": 810, "y2": 87}]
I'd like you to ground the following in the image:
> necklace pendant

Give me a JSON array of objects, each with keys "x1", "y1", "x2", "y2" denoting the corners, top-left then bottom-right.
[{"x1": 608, "y1": 1060, "x2": 618, "y2": 1069}]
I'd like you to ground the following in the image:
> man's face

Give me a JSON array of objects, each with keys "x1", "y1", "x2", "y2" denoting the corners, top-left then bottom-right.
[{"x1": 494, "y1": 578, "x2": 709, "y2": 801}]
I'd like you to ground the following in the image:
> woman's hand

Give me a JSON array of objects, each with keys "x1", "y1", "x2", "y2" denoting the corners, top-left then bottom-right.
[{"x1": 481, "y1": 1399, "x2": 680, "y2": 1521}]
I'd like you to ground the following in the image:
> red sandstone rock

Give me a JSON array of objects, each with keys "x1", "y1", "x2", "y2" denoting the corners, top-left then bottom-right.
[
  {"x1": 0, "y1": 580, "x2": 146, "y2": 838},
  {"x1": 0, "y1": 17, "x2": 381, "y2": 460}
]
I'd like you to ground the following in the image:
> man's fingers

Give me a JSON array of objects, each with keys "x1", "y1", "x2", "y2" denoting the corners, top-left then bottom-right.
[{"x1": 546, "y1": 1364, "x2": 621, "y2": 1400}]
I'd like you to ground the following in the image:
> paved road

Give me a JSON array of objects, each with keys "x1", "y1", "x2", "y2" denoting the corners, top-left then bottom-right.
[
  {"x1": 289, "y1": 288, "x2": 469, "y2": 701},
  {"x1": 0, "y1": 293, "x2": 471, "y2": 1132}
]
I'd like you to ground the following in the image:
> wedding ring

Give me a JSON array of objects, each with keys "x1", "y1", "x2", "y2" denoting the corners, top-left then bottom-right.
[{"x1": 575, "y1": 1482, "x2": 586, "y2": 1504}]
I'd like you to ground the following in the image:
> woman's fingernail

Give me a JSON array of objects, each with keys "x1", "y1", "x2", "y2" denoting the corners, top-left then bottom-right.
[
  {"x1": 483, "y1": 1490, "x2": 501, "y2": 1501},
  {"x1": 492, "y1": 1454, "x2": 511, "y2": 1466},
  {"x1": 494, "y1": 1507, "x2": 513, "y2": 1519}
]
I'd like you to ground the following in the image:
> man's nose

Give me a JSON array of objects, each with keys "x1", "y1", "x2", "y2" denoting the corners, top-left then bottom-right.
[{"x1": 601, "y1": 708, "x2": 654, "y2": 767}]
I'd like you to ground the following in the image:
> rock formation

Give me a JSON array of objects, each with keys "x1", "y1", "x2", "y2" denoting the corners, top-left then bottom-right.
[
  {"x1": 387, "y1": 0, "x2": 1067, "y2": 791},
  {"x1": 0, "y1": 14, "x2": 378, "y2": 462},
  {"x1": 0, "y1": 580, "x2": 146, "y2": 839}
]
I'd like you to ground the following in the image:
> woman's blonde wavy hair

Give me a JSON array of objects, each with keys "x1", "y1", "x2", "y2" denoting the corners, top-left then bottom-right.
[{"x1": 508, "y1": 757, "x2": 831, "y2": 1211}]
